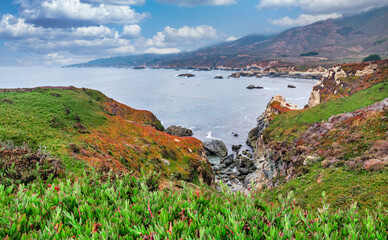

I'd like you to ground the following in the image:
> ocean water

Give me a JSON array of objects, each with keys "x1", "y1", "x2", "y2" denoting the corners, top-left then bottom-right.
[{"x1": 0, "y1": 67, "x2": 316, "y2": 151}]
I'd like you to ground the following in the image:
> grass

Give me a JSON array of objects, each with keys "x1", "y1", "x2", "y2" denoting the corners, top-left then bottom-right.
[
  {"x1": 0, "y1": 88, "x2": 106, "y2": 150},
  {"x1": 262, "y1": 163, "x2": 388, "y2": 211},
  {"x1": 265, "y1": 81, "x2": 388, "y2": 142},
  {"x1": 0, "y1": 172, "x2": 386, "y2": 239}
]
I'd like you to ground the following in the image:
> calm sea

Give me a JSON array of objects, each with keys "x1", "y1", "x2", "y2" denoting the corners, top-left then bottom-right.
[{"x1": 0, "y1": 67, "x2": 316, "y2": 151}]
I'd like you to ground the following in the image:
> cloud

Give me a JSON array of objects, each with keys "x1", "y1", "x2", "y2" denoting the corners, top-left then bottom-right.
[
  {"x1": 225, "y1": 36, "x2": 240, "y2": 42},
  {"x1": 146, "y1": 25, "x2": 219, "y2": 48},
  {"x1": 156, "y1": 0, "x2": 236, "y2": 7},
  {"x1": 256, "y1": 0, "x2": 388, "y2": 14},
  {"x1": 144, "y1": 47, "x2": 181, "y2": 54},
  {"x1": 81, "y1": 0, "x2": 145, "y2": 5},
  {"x1": 164, "y1": 25, "x2": 218, "y2": 39},
  {"x1": 16, "y1": 0, "x2": 148, "y2": 27},
  {"x1": 0, "y1": 14, "x2": 117, "y2": 40},
  {"x1": 269, "y1": 13, "x2": 342, "y2": 27},
  {"x1": 121, "y1": 24, "x2": 141, "y2": 39},
  {"x1": 0, "y1": 14, "x2": 45, "y2": 39}
]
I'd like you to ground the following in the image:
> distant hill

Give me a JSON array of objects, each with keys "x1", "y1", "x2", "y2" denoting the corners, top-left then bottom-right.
[{"x1": 69, "y1": 6, "x2": 388, "y2": 68}]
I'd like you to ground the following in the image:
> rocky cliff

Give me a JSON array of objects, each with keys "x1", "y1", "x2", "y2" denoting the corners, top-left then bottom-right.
[{"x1": 246, "y1": 61, "x2": 387, "y2": 208}]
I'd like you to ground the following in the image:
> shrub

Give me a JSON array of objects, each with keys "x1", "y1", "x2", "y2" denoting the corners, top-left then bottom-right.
[
  {"x1": 301, "y1": 52, "x2": 319, "y2": 56},
  {"x1": 362, "y1": 54, "x2": 381, "y2": 62}
]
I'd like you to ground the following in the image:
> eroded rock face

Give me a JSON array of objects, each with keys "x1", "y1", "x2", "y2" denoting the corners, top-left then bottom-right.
[
  {"x1": 247, "y1": 95, "x2": 298, "y2": 149},
  {"x1": 307, "y1": 60, "x2": 387, "y2": 106},
  {"x1": 204, "y1": 139, "x2": 228, "y2": 157},
  {"x1": 165, "y1": 125, "x2": 193, "y2": 137}
]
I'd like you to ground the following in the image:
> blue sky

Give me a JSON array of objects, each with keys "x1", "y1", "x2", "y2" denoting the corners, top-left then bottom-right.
[{"x1": 0, "y1": 0, "x2": 387, "y2": 66}]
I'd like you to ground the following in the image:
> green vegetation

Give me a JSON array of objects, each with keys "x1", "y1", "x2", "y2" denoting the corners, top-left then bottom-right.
[
  {"x1": 0, "y1": 88, "x2": 106, "y2": 151},
  {"x1": 300, "y1": 52, "x2": 319, "y2": 57},
  {"x1": 265, "y1": 82, "x2": 388, "y2": 142},
  {"x1": 0, "y1": 171, "x2": 387, "y2": 239},
  {"x1": 363, "y1": 54, "x2": 381, "y2": 62},
  {"x1": 263, "y1": 163, "x2": 388, "y2": 211},
  {"x1": 294, "y1": 65, "x2": 310, "y2": 72}
]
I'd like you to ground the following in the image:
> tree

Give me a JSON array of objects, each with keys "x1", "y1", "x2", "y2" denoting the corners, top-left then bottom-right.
[{"x1": 362, "y1": 54, "x2": 381, "y2": 62}]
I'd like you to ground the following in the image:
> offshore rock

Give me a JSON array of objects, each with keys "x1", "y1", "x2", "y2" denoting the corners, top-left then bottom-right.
[{"x1": 165, "y1": 125, "x2": 193, "y2": 137}]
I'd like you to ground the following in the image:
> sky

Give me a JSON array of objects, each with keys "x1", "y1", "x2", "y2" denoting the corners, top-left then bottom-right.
[{"x1": 0, "y1": 0, "x2": 387, "y2": 66}]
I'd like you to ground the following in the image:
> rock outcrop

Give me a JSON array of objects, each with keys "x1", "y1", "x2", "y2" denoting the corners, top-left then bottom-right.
[
  {"x1": 306, "y1": 60, "x2": 387, "y2": 108},
  {"x1": 245, "y1": 61, "x2": 388, "y2": 191},
  {"x1": 247, "y1": 95, "x2": 298, "y2": 149},
  {"x1": 165, "y1": 125, "x2": 193, "y2": 137}
]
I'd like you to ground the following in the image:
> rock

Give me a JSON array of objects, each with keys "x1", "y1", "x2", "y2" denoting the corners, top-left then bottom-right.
[
  {"x1": 214, "y1": 76, "x2": 223, "y2": 79},
  {"x1": 303, "y1": 155, "x2": 320, "y2": 165},
  {"x1": 229, "y1": 72, "x2": 240, "y2": 78},
  {"x1": 221, "y1": 154, "x2": 235, "y2": 167},
  {"x1": 161, "y1": 158, "x2": 170, "y2": 166},
  {"x1": 232, "y1": 144, "x2": 242, "y2": 152},
  {"x1": 178, "y1": 73, "x2": 195, "y2": 78},
  {"x1": 238, "y1": 168, "x2": 250, "y2": 175},
  {"x1": 203, "y1": 139, "x2": 228, "y2": 157},
  {"x1": 247, "y1": 85, "x2": 263, "y2": 89},
  {"x1": 287, "y1": 84, "x2": 296, "y2": 88},
  {"x1": 165, "y1": 125, "x2": 193, "y2": 137},
  {"x1": 307, "y1": 90, "x2": 320, "y2": 108},
  {"x1": 247, "y1": 95, "x2": 298, "y2": 149}
]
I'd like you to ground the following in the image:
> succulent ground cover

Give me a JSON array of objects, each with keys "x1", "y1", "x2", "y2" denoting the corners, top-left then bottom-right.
[
  {"x1": 0, "y1": 87, "x2": 212, "y2": 184},
  {"x1": 0, "y1": 171, "x2": 387, "y2": 239}
]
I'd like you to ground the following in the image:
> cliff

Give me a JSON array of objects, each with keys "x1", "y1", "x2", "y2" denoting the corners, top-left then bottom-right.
[
  {"x1": 247, "y1": 60, "x2": 388, "y2": 209},
  {"x1": 0, "y1": 87, "x2": 213, "y2": 186}
]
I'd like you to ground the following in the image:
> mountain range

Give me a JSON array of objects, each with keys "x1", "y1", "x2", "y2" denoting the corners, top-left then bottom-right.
[{"x1": 69, "y1": 6, "x2": 388, "y2": 69}]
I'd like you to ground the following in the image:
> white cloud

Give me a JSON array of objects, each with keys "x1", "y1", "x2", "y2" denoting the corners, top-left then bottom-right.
[
  {"x1": 0, "y1": 14, "x2": 45, "y2": 39},
  {"x1": 17, "y1": 0, "x2": 148, "y2": 26},
  {"x1": 81, "y1": 0, "x2": 145, "y2": 5},
  {"x1": 269, "y1": 13, "x2": 342, "y2": 27},
  {"x1": 157, "y1": 0, "x2": 236, "y2": 7},
  {"x1": 144, "y1": 47, "x2": 181, "y2": 54},
  {"x1": 164, "y1": 25, "x2": 218, "y2": 39},
  {"x1": 121, "y1": 24, "x2": 141, "y2": 39},
  {"x1": 145, "y1": 25, "x2": 219, "y2": 49},
  {"x1": 256, "y1": 0, "x2": 388, "y2": 14},
  {"x1": 0, "y1": 15, "x2": 117, "y2": 40},
  {"x1": 225, "y1": 36, "x2": 240, "y2": 41}
]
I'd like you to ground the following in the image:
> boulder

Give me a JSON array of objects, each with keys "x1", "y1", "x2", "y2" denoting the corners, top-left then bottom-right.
[
  {"x1": 232, "y1": 144, "x2": 242, "y2": 152},
  {"x1": 203, "y1": 139, "x2": 228, "y2": 157},
  {"x1": 287, "y1": 84, "x2": 296, "y2": 88},
  {"x1": 221, "y1": 154, "x2": 234, "y2": 167},
  {"x1": 214, "y1": 76, "x2": 223, "y2": 79},
  {"x1": 165, "y1": 125, "x2": 193, "y2": 137}
]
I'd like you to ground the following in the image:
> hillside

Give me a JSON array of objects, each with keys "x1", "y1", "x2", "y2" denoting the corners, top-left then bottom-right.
[
  {"x1": 246, "y1": 60, "x2": 388, "y2": 210},
  {"x1": 0, "y1": 63, "x2": 387, "y2": 238},
  {"x1": 0, "y1": 87, "x2": 213, "y2": 186},
  {"x1": 70, "y1": 6, "x2": 388, "y2": 69}
]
